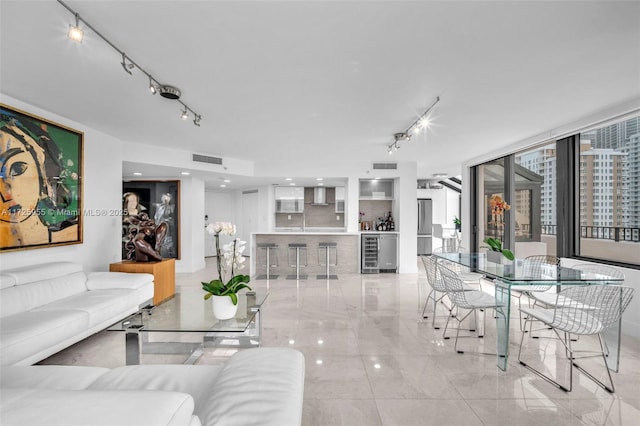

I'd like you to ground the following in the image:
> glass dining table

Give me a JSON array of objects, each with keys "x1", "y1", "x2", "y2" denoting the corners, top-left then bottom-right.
[{"x1": 433, "y1": 252, "x2": 625, "y2": 371}]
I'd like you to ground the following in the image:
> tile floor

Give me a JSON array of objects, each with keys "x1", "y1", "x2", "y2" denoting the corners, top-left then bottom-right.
[{"x1": 41, "y1": 257, "x2": 640, "y2": 425}]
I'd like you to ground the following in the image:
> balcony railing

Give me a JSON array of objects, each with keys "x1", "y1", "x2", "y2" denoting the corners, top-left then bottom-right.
[{"x1": 541, "y1": 224, "x2": 640, "y2": 242}]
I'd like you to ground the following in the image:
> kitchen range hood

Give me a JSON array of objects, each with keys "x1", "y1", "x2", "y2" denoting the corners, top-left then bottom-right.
[{"x1": 312, "y1": 187, "x2": 327, "y2": 205}]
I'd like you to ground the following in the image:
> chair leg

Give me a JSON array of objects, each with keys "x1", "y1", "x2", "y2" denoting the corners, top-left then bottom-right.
[
  {"x1": 422, "y1": 289, "x2": 434, "y2": 318},
  {"x1": 572, "y1": 334, "x2": 616, "y2": 393},
  {"x1": 518, "y1": 318, "x2": 573, "y2": 392}
]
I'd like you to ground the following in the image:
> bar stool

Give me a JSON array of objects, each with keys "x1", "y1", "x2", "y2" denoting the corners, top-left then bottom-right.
[
  {"x1": 287, "y1": 243, "x2": 308, "y2": 280},
  {"x1": 317, "y1": 242, "x2": 338, "y2": 280},
  {"x1": 256, "y1": 243, "x2": 279, "y2": 280}
]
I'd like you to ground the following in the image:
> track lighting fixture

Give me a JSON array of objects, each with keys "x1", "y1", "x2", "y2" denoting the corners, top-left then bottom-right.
[
  {"x1": 67, "y1": 13, "x2": 83, "y2": 43},
  {"x1": 58, "y1": 0, "x2": 202, "y2": 126},
  {"x1": 387, "y1": 96, "x2": 440, "y2": 154}
]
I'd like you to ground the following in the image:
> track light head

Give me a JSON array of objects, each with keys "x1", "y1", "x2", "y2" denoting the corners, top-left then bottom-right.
[
  {"x1": 149, "y1": 78, "x2": 157, "y2": 95},
  {"x1": 180, "y1": 108, "x2": 189, "y2": 120},
  {"x1": 193, "y1": 114, "x2": 202, "y2": 127},
  {"x1": 394, "y1": 132, "x2": 409, "y2": 142},
  {"x1": 160, "y1": 85, "x2": 181, "y2": 100},
  {"x1": 67, "y1": 13, "x2": 83, "y2": 42},
  {"x1": 121, "y1": 53, "x2": 133, "y2": 75},
  {"x1": 68, "y1": 26, "x2": 83, "y2": 43}
]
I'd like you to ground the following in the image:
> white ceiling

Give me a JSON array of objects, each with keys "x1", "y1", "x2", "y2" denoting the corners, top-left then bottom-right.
[{"x1": 2, "y1": 0, "x2": 639, "y2": 190}]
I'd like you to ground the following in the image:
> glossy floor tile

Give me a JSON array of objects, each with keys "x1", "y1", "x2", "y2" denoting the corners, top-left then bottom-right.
[{"x1": 40, "y1": 257, "x2": 640, "y2": 425}]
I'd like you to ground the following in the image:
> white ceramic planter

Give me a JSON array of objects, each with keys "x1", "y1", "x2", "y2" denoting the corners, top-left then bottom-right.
[
  {"x1": 211, "y1": 295, "x2": 238, "y2": 320},
  {"x1": 487, "y1": 250, "x2": 512, "y2": 265}
]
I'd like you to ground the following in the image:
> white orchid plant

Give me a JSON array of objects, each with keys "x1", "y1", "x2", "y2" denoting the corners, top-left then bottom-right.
[{"x1": 202, "y1": 222, "x2": 251, "y2": 305}]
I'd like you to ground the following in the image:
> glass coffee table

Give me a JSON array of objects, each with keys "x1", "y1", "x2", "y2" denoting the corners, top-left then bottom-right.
[{"x1": 109, "y1": 291, "x2": 268, "y2": 365}]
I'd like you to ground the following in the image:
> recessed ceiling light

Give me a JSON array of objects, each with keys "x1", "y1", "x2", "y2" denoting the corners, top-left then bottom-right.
[
  {"x1": 316, "y1": 177, "x2": 323, "y2": 181},
  {"x1": 133, "y1": 172, "x2": 142, "y2": 176},
  {"x1": 181, "y1": 171, "x2": 190, "y2": 175},
  {"x1": 220, "y1": 184, "x2": 226, "y2": 188},
  {"x1": 433, "y1": 173, "x2": 448, "y2": 178},
  {"x1": 318, "y1": 182, "x2": 324, "y2": 186},
  {"x1": 289, "y1": 182, "x2": 296, "y2": 186},
  {"x1": 285, "y1": 177, "x2": 292, "y2": 181},
  {"x1": 223, "y1": 179, "x2": 231, "y2": 183}
]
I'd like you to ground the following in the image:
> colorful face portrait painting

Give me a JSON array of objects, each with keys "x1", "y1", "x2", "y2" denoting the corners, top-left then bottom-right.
[{"x1": 0, "y1": 104, "x2": 83, "y2": 251}]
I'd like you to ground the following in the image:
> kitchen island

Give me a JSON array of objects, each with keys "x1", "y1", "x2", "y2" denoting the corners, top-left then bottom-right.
[{"x1": 251, "y1": 232, "x2": 360, "y2": 277}]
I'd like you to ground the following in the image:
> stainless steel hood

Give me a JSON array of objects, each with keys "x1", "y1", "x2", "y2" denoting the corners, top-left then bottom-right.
[{"x1": 312, "y1": 187, "x2": 327, "y2": 205}]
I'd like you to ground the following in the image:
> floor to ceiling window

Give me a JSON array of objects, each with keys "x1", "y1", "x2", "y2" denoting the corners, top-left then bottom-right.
[
  {"x1": 577, "y1": 115, "x2": 640, "y2": 264},
  {"x1": 471, "y1": 112, "x2": 639, "y2": 268}
]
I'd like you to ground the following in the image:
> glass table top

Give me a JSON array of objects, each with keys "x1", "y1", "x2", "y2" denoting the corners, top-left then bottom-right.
[
  {"x1": 109, "y1": 291, "x2": 268, "y2": 333},
  {"x1": 433, "y1": 252, "x2": 624, "y2": 283}
]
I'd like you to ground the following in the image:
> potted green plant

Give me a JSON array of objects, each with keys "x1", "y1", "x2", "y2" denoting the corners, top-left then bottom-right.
[
  {"x1": 482, "y1": 237, "x2": 515, "y2": 263},
  {"x1": 202, "y1": 222, "x2": 252, "y2": 319},
  {"x1": 453, "y1": 216, "x2": 461, "y2": 231}
]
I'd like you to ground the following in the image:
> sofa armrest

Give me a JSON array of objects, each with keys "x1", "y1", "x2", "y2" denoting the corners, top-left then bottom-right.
[
  {"x1": 0, "y1": 388, "x2": 198, "y2": 426},
  {"x1": 86, "y1": 272, "x2": 153, "y2": 291},
  {"x1": 198, "y1": 347, "x2": 305, "y2": 426}
]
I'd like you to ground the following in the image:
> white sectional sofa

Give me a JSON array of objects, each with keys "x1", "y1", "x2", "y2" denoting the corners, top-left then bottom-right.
[
  {"x1": 0, "y1": 262, "x2": 153, "y2": 366},
  {"x1": 0, "y1": 347, "x2": 305, "y2": 426}
]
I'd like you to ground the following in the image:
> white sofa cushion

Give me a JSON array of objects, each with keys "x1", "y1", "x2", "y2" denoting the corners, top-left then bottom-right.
[
  {"x1": 34, "y1": 289, "x2": 142, "y2": 328},
  {"x1": 0, "y1": 309, "x2": 89, "y2": 366},
  {"x1": 0, "y1": 262, "x2": 83, "y2": 287},
  {"x1": 88, "y1": 364, "x2": 224, "y2": 418},
  {"x1": 87, "y1": 272, "x2": 154, "y2": 290},
  {"x1": 0, "y1": 271, "x2": 88, "y2": 318},
  {"x1": 1, "y1": 365, "x2": 110, "y2": 390},
  {"x1": 1, "y1": 388, "x2": 198, "y2": 426},
  {"x1": 199, "y1": 347, "x2": 305, "y2": 426}
]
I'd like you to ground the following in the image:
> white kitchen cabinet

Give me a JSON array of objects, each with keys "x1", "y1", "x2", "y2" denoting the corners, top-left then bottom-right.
[
  {"x1": 275, "y1": 186, "x2": 304, "y2": 212},
  {"x1": 359, "y1": 179, "x2": 394, "y2": 200}
]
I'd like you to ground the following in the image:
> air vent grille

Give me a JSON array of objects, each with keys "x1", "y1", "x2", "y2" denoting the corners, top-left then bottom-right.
[
  {"x1": 193, "y1": 154, "x2": 223, "y2": 165},
  {"x1": 372, "y1": 162, "x2": 397, "y2": 170},
  {"x1": 242, "y1": 189, "x2": 258, "y2": 194}
]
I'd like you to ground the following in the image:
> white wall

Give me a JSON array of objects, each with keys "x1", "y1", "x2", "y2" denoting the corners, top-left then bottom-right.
[
  {"x1": 0, "y1": 94, "x2": 124, "y2": 273},
  {"x1": 179, "y1": 178, "x2": 206, "y2": 273}
]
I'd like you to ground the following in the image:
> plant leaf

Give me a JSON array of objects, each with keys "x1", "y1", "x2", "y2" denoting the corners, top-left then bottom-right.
[
  {"x1": 502, "y1": 249, "x2": 515, "y2": 261},
  {"x1": 229, "y1": 292, "x2": 238, "y2": 305}
]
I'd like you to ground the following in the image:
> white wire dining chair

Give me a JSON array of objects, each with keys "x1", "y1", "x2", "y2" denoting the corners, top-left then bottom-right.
[
  {"x1": 438, "y1": 263, "x2": 503, "y2": 355},
  {"x1": 517, "y1": 284, "x2": 634, "y2": 393},
  {"x1": 510, "y1": 255, "x2": 561, "y2": 331},
  {"x1": 432, "y1": 246, "x2": 485, "y2": 290},
  {"x1": 420, "y1": 255, "x2": 475, "y2": 329}
]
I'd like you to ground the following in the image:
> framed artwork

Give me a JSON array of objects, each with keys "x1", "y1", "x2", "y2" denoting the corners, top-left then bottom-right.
[
  {"x1": 122, "y1": 180, "x2": 180, "y2": 260},
  {"x1": 1, "y1": 104, "x2": 83, "y2": 252}
]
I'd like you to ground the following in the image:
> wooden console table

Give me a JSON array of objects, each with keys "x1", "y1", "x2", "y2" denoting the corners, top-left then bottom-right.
[{"x1": 109, "y1": 259, "x2": 175, "y2": 305}]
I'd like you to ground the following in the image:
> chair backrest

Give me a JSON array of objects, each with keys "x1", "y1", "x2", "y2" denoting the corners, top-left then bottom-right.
[
  {"x1": 421, "y1": 255, "x2": 446, "y2": 292},
  {"x1": 571, "y1": 263, "x2": 624, "y2": 283},
  {"x1": 551, "y1": 285, "x2": 634, "y2": 335},
  {"x1": 522, "y1": 255, "x2": 560, "y2": 291},
  {"x1": 437, "y1": 263, "x2": 473, "y2": 308},
  {"x1": 432, "y1": 246, "x2": 444, "y2": 253}
]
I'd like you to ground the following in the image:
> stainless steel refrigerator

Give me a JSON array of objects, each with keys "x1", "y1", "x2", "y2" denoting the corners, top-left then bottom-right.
[{"x1": 417, "y1": 199, "x2": 432, "y2": 255}]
